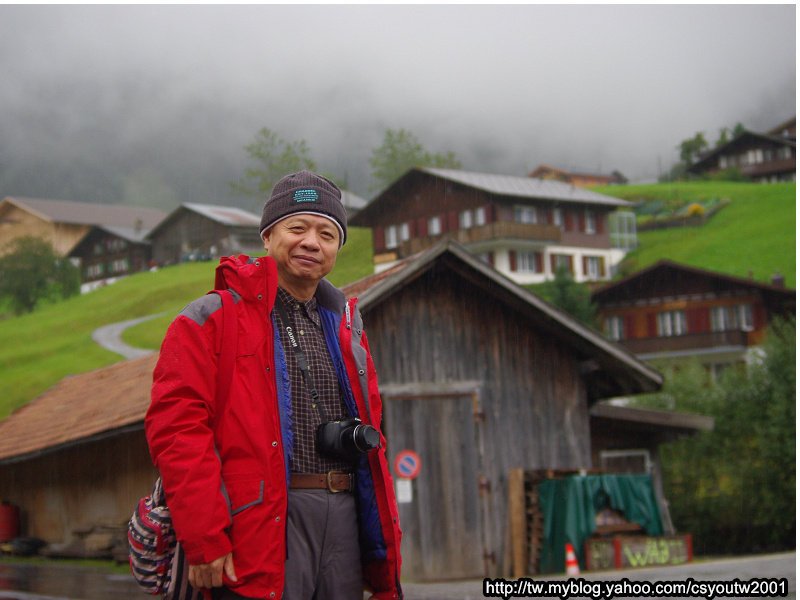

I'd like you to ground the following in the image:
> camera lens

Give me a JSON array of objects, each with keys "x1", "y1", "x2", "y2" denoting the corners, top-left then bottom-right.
[{"x1": 352, "y1": 424, "x2": 381, "y2": 453}]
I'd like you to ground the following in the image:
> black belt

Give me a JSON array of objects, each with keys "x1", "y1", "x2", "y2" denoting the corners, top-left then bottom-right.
[{"x1": 290, "y1": 471, "x2": 353, "y2": 493}]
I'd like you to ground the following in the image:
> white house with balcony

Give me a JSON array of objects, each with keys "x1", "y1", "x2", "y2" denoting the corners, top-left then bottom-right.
[{"x1": 351, "y1": 167, "x2": 636, "y2": 285}]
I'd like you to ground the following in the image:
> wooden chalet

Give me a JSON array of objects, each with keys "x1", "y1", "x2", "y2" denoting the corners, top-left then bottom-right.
[
  {"x1": 528, "y1": 164, "x2": 628, "y2": 187},
  {"x1": 147, "y1": 203, "x2": 262, "y2": 266},
  {"x1": 68, "y1": 225, "x2": 153, "y2": 290},
  {"x1": 351, "y1": 167, "x2": 635, "y2": 286},
  {"x1": 591, "y1": 260, "x2": 795, "y2": 378},
  {"x1": 0, "y1": 242, "x2": 717, "y2": 580},
  {"x1": 0, "y1": 196, "x2": 165, "y2": 265},
  {"x1": 688, "y1": 116, "x2": 796, "y2": 182}
]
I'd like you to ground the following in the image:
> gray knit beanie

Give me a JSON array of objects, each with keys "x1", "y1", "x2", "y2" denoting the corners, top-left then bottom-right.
[{"x1": 259, "y1": 170, "x2": 347, "y2": 246}]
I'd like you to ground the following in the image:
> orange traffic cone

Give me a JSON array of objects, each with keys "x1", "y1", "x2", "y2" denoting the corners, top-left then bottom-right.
[{"x1": 565, "y1": 542, "x2": 580, "y2": 576}]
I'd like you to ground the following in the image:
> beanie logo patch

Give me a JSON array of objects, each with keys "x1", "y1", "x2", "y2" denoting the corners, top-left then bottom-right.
[{"x1": 293, "y1": 189, "x2": 319, "y2": 203}]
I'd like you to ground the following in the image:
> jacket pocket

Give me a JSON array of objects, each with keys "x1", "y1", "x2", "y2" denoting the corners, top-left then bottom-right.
[{"x1": 225, "y1": 477, "x2": 265, "y2": 516}]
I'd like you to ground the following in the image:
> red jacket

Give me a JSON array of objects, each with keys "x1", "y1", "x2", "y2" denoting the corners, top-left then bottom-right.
[{"x1": 145, "y1": 255, "x2": 402, "y2": 599}]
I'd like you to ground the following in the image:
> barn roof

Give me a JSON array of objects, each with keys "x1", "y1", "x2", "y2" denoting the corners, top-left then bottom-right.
[
  {"x1": 0, "y1": 355, "x2": 156, "y2": 465},
  {"x1": 182, "y1": 203, "x2": 262, "y2": 227},
  {"x1": 144, "y1": 203, "x2": 261, "y2": 241},
  {"x1": 0, "y1": 196, "x2": 166, "y2": 230},
  {"x1": 343, "y1": 240, "x2": 663, "y2": 400}
]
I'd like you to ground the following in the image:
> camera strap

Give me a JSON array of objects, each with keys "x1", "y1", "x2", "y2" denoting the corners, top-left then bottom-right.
[{"x1": 273, "y1": 294, "x2": 330, "y2": 423}]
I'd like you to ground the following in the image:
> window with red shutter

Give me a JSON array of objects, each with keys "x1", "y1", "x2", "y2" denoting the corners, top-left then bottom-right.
[
  {"x1": 374, "y1": 227, "x2": 385, "y2": 252},
  {"x1": 646, "y1": 313, "x2": 658, "y2": 337},
  {"x1": 625, "y1": 314, "x2": 636, "y2": 340},
  {"x1": 447, "y1": 211, "x2": 458, "y2": 232},
  {"x1": 509, "y1": 250, "x2": 517, "y2": 272}
]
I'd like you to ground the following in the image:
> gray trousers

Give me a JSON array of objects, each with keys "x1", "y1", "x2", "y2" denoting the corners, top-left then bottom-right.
[
  {"x1": 213, "y1": 489, "x2": 363, "y2": 600},
  {"x1": 284, "y1": 489, "x2": 363, "y2": 599}
]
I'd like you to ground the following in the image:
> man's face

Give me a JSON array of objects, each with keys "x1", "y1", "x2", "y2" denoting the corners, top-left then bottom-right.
[{"x1": 263, "y1": 214, "x2": 340, "y2": 288}]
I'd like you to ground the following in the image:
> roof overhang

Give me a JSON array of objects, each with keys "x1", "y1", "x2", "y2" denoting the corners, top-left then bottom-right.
[{"x1": 590, "y1": 401, "x2": 714, "y2": 443}]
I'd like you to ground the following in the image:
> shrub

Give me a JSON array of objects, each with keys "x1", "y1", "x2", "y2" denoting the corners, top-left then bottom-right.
[
  {"x1": 656, "y1": 317, "x2": 796, "y2": 554},
  {"x1": 0, "y1": 236, "x2": 80, "y2": 314}
]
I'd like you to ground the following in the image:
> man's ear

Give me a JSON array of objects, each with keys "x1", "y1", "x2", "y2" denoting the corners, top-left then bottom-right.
[{"x1": 262, "y1": 230, "x2": 270, "y2": 253}]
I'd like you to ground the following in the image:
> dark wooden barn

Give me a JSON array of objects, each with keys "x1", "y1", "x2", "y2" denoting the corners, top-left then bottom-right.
[
  {"x1": 147, "y1": 203, "x2": 262, "y2": 266},
  {"x1": 341, "y1": 240, "x2": 667, "y2": 580}
]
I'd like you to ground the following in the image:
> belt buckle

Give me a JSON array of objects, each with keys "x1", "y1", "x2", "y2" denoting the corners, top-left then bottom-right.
[{"x1": 326, "y1": 471, "x2": 349, "y2": 494}]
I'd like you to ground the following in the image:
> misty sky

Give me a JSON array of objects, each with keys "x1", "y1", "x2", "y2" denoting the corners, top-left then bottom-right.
[{"x1": 0, "y1": 4, "x2": 795, "y2": 209}]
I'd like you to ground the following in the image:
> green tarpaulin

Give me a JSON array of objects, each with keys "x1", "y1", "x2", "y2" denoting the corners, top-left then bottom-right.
[{"x1": 538, "y1": 474, "x2": 663, "y2": 573}]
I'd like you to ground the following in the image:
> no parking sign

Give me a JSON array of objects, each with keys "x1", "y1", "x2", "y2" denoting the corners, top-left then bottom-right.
[{"x1": 393, "y1": 449, "x2": 421, "y2": 480}]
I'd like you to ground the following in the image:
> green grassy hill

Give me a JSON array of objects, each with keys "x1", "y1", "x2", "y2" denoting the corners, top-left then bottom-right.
[
  {"x1": 0, "y1": 227, "x2": 373, "y2": 419},
  {"x1": 594, "y1": 181, "x2": 795, "y2": 288}
]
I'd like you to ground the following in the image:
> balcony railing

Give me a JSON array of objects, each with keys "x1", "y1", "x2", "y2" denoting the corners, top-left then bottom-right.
[
  {"x1": 619, "y1": 329, "x2": 750, "y2": 355},
  {"x1": 739, "y1": 157, "x2": 795, "y2": 177},
  {"x1": 394, "y1": 221, "x2": 562, "y2": 258}
]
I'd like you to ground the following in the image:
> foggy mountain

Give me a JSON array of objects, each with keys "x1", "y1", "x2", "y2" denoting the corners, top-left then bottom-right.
[{"x1": 0, "y1": 5, "x2": 794, "y2": 212}]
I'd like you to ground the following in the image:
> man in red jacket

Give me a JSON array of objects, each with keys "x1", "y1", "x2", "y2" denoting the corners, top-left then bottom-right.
[{"x1": 146, "y1": 171, "x2": 402, "y2": 599}]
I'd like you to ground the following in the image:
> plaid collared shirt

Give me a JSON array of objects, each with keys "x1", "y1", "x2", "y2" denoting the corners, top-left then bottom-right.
[{"x1": 274, "y1": 287, "x2": 352, "y2": 474}]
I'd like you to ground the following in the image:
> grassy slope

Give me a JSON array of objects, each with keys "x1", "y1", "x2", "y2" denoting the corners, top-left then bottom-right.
[
  {"x1": 0, "y1": 228, "x2": 373, "y2": 419},
  {"x1": 593, "y1": 181, "x2": 796, "y2": 287}
]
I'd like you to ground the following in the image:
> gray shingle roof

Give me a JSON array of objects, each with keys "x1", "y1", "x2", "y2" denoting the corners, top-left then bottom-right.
[
  {"x1": 3, "y1": 196, "x2": 167, "y2": 229},
  {"x1": 183, "y1": 203, "x2": 261, "y2": 227},
  {"x1": 94, "y1": 225, "x2": 152, "y2": 244},
  {"x1": 421, "y1": 167, "x2": 631, "y2": 206}
]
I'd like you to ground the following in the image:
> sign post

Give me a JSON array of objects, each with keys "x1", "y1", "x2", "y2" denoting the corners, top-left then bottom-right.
[{"x1": 393, "y1": 449, "x2": 422, "y2": 504}]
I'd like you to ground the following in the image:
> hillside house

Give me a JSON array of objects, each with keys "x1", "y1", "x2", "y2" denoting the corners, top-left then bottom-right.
[
  {"x1": 528, "y1": 164, "x2": 628, "y2": 187},
  {"x1": 591, "y1": 260, "x2": 795, "y2": 379},
  {"x1": 147, "y1": 203, "x2": 262, "y2": 266},
  {"x1": 351, "y1": 168, "x2": 635, "y2": 285},
  {"x1": 0, "y1": 196, "x2": 165, "y2": 264},
  {"x1": 688, "y1": 116, "x2": 795, "y2": 183},
  {"x1": 68, "y1": 225, "x2": 153, "y2": 291},
  {"x1": 0, "y1": 242, "x2": 716, "y2": 579}
]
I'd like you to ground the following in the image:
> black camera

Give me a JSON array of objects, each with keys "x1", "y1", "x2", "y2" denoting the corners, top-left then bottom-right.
[{"x1": 317, "y1": 417, "x2": 381, "y2": 461}]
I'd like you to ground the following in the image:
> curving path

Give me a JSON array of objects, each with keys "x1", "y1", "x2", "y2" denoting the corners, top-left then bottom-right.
[{"x1": 91, "y1": 313, "x2": 165, "y2": 360}]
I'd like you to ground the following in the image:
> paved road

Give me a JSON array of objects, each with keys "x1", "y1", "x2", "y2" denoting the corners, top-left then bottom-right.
[
  {"x1": 0, "y1": 552, "x2": 794, "y2": 600},
  {"x1": 401, "y1": 552, "x2": 796, "y2": 599},
  {"x1": 90, "y1": 314, "x2": 163, "y2": 360}
]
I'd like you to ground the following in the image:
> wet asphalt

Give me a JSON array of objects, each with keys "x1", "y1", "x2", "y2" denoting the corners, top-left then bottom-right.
[{"x1": 0, "y1": 552, "x2": 796, "y2": 600}]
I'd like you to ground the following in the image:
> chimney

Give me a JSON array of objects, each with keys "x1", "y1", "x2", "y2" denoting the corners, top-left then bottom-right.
[{"x1": 771, "y1": 272, "x2": 785, "y2": 288}]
